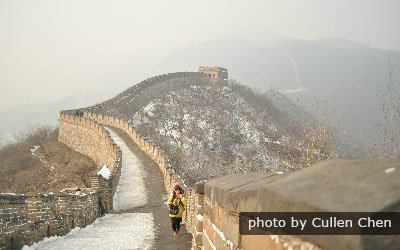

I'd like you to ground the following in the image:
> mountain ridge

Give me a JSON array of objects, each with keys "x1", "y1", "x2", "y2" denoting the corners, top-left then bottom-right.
[
  {"x1": 84, "y1": 73, "x2": 320, "y2": 185},
  {"x1": 155, "y1": 37, "x2": 400, "y2": 151}
]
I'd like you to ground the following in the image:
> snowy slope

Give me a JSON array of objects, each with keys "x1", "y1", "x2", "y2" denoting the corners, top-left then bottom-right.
[{"x1": 87, "y1": 75, "x2": 308, "y2": 185}]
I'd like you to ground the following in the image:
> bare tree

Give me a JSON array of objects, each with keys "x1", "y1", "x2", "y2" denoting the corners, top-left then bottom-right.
[
  {"x1": 293, "y1": 98, "x2": 343, "y2": 167},
  {"x1": 364, "y1": 60, "x2": 400, "y2": 158}
]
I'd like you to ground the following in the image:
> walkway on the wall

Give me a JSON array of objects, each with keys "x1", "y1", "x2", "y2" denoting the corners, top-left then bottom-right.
[{"x1": 24, "y1": 127, "x2": 192, "y2": 250}]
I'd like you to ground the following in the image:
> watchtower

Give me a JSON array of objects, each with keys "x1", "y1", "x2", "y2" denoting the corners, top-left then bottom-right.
[{"x1": 198, "y1": 66, "x2": 228, "y2": 83}]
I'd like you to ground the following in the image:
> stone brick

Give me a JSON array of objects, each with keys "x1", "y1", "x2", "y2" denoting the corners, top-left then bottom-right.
[
  {"x1": 217, "y1": 210, "x2": 240, "y2": 247},
  {"x1": 195, "y1": 204, "x2": 203, "y2": 215},
  {"x1": 202, "y1": 229, "x2": 216, "y2": 250},
  {"x1": 216, "y1": 206, "x2": 226, "y2": 230},
  {"x1": 215, "y1": 232, "x2": 231, "y2": 250},
  {"x1": 241, "y1": 235, "x2": 286, "y2": 250},
  {"x1": 193, "y1": 232, "x2": 203, "y2": 246},
  {"x1": 203, "y1": 218, "x2": 216, "y2": 245},
  {"x1": 194, "y1": 216, "x2": 203, "y2": 232}
]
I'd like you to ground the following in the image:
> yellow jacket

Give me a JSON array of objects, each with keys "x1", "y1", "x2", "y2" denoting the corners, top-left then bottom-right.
[{"x1": 167, "y1": 194, "x2": 187, "y2": 218}]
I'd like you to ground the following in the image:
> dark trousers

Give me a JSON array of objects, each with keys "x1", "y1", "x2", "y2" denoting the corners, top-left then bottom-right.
[{"x1": 171, "y1": 217, "x2": 182, "y2": 231}]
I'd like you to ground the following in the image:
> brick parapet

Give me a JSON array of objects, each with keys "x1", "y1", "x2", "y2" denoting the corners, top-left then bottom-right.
[
  {"x1": 58, "y1": 112, "x2": 119, "y2": 169},
  {"x1": 0, "y1": 190, "x2": 99, "y2": 250},
  {"x1": 202, "y1": 159, "x2": 400, "y2": 250},
  {"x1": 58, "y1": 111, "x2": 122, "y2": 213}
]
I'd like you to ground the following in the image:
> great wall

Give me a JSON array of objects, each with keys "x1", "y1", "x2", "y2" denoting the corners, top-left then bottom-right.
[{"x1": 0, "y1": 69, "x2": 399, "y2": 250}]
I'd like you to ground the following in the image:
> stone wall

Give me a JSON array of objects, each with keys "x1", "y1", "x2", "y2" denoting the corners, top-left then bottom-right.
[
  {"x1": 201, "y1": 159, "x2": 400, "y2": 250},
  {"x1": 58, "y1": 112, "x2": 119, "y2": 170},
  {"x1": 185, "y1": 182, "x2": 206, "y2": 249},
  {"x1": 0, "y1": 189, "x2": 100, "y2": 249},
  {"x1": 58, "y1": 112, "x2": 122, "y2": 212}
]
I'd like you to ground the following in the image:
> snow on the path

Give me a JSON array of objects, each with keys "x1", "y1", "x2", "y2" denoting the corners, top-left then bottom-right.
[
  {"x1": 105, "y1": 127, "x2": 148, "y2": 211},
  {"x1": 22, "y1": 213, "x2": 155, "y2": 250}
]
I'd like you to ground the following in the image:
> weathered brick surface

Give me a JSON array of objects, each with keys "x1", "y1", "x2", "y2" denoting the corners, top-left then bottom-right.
[
  {"x1": 194, "y1": 215, "x2": 203, "y2": 232},
  {"x1": 0, "y1": 191, "x2": 100, "y2": 250},
  {"x1": 58, "y1": 112, "x2": 122, "y2": 213},
  {"x1": 215, "y1": 234, "x2": 231, "y2": 250},
  {"x1": 58, "y1": 114, "x2": 118, "y2": 169},
  {"x1": 202, "y1": 228, "x2": 216, "y2": 250},
  {"x1": 193, "y1": 231, "x2": 203, "y2": 246},
  {"x1": 241, "y1": 235, "x2": 286, "y2": 250},
  {"x1": 203, "y1": 216, "x2": 216, "y2": 245},
  {"x1": 203, "y1": 159, "x2": 400, "y2": 250}
]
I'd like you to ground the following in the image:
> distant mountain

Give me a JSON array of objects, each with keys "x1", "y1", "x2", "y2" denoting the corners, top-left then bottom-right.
[
  {"x1": 88, "y1": 74, "x2": 322, "y2": 185},
  {"x1": 0, "y1": 93, "x2": 112, "y2": 145},
  {"x1": 156, "y1": 37, "x2": 400, "y2": 152},
  {"x1": 310, "y1": 38, "x2": 372, "y2": 50}
]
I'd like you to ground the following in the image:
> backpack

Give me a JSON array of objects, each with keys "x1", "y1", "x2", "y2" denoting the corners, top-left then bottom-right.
[
  {"x1": 169, "y1": 192, "x2": 185, "y2": 214},
  {"x1": 169, "y1": 204, "x2": 179, "y2": 215}
]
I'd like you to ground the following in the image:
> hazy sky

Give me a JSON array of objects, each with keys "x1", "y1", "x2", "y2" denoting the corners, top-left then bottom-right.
[{"x1": 1, "y1": 0, "x2": 399, "y2": 112}]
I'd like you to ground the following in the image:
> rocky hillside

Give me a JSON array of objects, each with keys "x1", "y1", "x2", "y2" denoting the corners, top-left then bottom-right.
[
  {"x1": 0, "y1": 126, "x2": 97, "y2": 193},
  {"x1": 87, "y1": 74, "x2": 316, "y2": 185}
]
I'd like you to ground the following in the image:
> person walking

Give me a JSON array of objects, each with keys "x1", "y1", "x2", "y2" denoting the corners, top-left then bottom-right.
[{"x1": 168, "y1": 185, "x2": 187, "y2": 235}]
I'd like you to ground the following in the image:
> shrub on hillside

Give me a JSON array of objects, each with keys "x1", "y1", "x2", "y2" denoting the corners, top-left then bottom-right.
[{"x1": 0, "y1": 125, "x2": 97, "y2": 193}]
